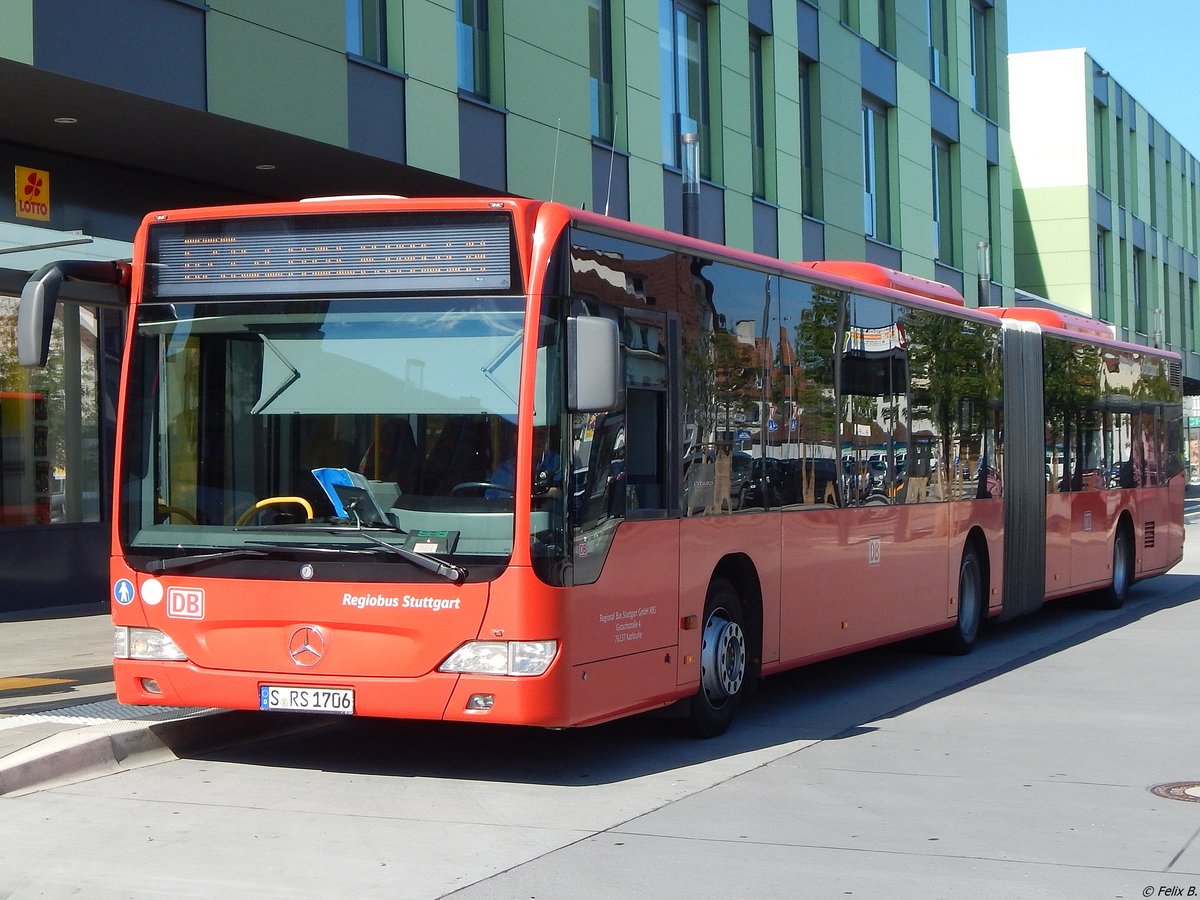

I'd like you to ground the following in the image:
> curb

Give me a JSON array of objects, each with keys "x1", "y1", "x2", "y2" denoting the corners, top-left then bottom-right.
[{"x1": 0, "y1": 708, "x2": 332, "y2": 797}]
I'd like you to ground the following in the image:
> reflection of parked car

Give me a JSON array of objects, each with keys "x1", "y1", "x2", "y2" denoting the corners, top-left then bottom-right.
[
  {"x1": 779, "y1": 458, "x2": 840, "y2": 506},
  {"x1": 732, "y1": 456, "x2": 843, "y2": 509},
  {"x1": 51, "y1": 491, "x2": 101, "y2": 523},
  {"x1": 731, "y1": 454, "x2": 784, "y2": 510}
]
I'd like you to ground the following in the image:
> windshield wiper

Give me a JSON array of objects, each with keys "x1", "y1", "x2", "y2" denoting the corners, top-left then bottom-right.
[
  {"x1": 232, "y1": 521, "x2": 469, "y2": 583},
  {"x1": 317, "y1": 527, "x2": 469, "y2": 583},
  {"x1": 146, "y1": 548, "x2": 269, "y2": 574}
]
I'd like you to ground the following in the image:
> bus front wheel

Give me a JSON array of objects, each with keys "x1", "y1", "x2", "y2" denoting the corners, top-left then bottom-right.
[
  {"x1": 940, "y1": 543, "x2": 984, "y2": 655},
  {"x1": 687, "y1": 578, "x2": 747, "y2": 738},
  {"x1": 1094, "y1": 523, "x2": 1134, "y2": 610}
]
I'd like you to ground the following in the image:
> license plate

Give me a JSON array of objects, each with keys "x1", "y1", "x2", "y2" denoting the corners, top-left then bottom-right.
[{"x1": 259, "y1": 685, "x2": 355, "y2": 715}]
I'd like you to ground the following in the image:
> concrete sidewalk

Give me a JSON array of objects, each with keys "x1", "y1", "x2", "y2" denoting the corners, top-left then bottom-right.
[
  {"x1": 0, "y1": 603, "x2": 220, "y2": 795},
  {"x1": 3, "y1": 515, "x2": 1198, "y2": 800}
]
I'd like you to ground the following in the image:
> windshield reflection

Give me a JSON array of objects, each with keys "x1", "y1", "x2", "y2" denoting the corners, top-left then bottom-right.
[{"x1": 122, "y1": 297, "x2": 527, "y2": 560}]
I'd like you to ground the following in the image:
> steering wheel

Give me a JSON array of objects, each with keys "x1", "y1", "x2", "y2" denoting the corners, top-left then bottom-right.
[
  {"x1": 235, "y1": 496, "x2": 315, "y2": 526},
  {"x1": 155, "y1": 503, "x2": 198, "y2": 525},
  {"x1": 451, "y1": 481, "x2": 513, "y2": 496}
]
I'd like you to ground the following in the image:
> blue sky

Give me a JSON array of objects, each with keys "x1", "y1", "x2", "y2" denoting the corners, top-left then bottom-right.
[{"x1": 1008, "y1": 0, "x2": 1200, "y2": 157}]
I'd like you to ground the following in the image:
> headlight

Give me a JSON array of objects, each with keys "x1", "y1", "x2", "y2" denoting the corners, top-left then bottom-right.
[
  {"x1": 439, "y1": 640, "x2": 557, "y2": 676},
  {"x1": 114, "y1": 626, "x2": 188, "y2": 661}
]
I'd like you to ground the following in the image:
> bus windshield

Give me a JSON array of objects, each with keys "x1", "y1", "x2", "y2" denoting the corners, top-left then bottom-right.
[{"x1": 120, "y1": 296, "x2": 529, "y2": 563}]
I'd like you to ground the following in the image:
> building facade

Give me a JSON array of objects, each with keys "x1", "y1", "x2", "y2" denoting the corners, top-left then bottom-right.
[
  {"x1": 0, "y1": 0, "x2": 1011, "y2": 611},
  {"x1": 1010, "y1": 49, "x2": 1200, "y2": 389}
]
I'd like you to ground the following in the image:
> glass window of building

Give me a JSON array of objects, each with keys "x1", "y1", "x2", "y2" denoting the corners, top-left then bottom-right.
[
  {"x1": 799, "y1": 57, "x2": 820, "y2": 218},
  {"x1": 840, "y1": 0, "x2": 860, "y2": 31},
  {"x1": 1189, "y1": 279, "x2": 1198, "y2": 352},
  {"x1": 0, "y1": 298, "x2": 104, "y2": 526},
  {"x1": 862, "y1": 100, "x2": 893, "y2": 244},
  {"x1": 1180, "y1": 273, "x2": 1190, "y2": 350},
  {"x1": 929, "y1": 0, "x2": 951, "y2": 93},
  {"x1": 986, "y1": 162, "x2": 1000, "y2": 286},
  {"x1": 1166, "y1": 159, "x2": 1174, "y2": 237},
  {"x1": 346, "y1": 0, "x2": 387, "y2": 65},
  {"x1": 456, "y1": 0, "x2": 490, "y2": 98},
  {"x1": 1180, "y1": 168, "x2": 1189, "y2": 245},
  {"x1": 969, "y1": 1, "x2": 993, "y2": 118},
  {"x1": 1191, "y1": 175, "x2": 1198, "y2": 249},
  {"x1": 1162, "y1": 261, "x2": 1171, "y2": 345},
  {"x1": 1119, "y1": 236, "x2": 1129, "y2": 325},
  {"x1": 1181, "y1": 272, "x2": 1189, "y2": 349},
  {"x1": 1094, "y1": 101, "x2": 1109, "y2": 196},
  {"x1": 932, "y1": 136, "x2": 955, "y2": 265},
  {"x1": 1097, "y1": 227, "x2": 1111, "y2": 321},
  {"x1": 589, "y1": 0, "x2": 615, "y2": 144},
  {"x1": 660, "y1": 0, "x2": 713, "y2": 179},
  {"x1": 1129, "y1": 120, "x2": 1140, "y2": 217},
  {"x1": 1133, "y1": 248, "x2": 1146, "y2": 334},
  {"x1": 750, "y1": 30, "x2": 768, "y2": 199},
  {"x1": 1115, "y1": 113, "x2": 1126, "y2": 207},
  {"x1": 1149, "y1": 148, "x2": 1159, "y2": 229},
  {"x1": 874, "y1": 0, "x2": 895, "y2": 55}
]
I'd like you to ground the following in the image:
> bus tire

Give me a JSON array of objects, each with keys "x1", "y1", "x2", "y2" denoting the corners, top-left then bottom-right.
[
  {"x1": 1094, "y1": 523, "x2": 1134, "y2": 610},
  {"x1": 940, "y1": 543, "x2": 984, "y2": 655},
  {"x1": 686, "y1": 578, "x2": 748, "y2": 738}
]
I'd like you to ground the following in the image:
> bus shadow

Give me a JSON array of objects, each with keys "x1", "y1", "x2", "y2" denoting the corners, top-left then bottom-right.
[{"x1": 189, "y1": 569, "x2": 1200, "y2": 786}]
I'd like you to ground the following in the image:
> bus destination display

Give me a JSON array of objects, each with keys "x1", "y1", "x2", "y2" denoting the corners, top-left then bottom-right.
[{"x1": 147, "y1": 214, "x2": 514, "y2": 298}]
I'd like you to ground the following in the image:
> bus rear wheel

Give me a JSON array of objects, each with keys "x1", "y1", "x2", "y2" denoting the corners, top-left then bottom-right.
[
  {"x1": 1095, "y1": 523, "x2": 1134, "y2": 610},
  {"x1": 686, "y1": 578, "x2": 747, "y2": 738},
  {"x1": 940, "y1": 543, "x2": 983, "y2": 655}
]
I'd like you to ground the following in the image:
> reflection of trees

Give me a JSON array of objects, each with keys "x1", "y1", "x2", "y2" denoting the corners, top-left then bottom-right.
[
  {"x1": 711, "y1": 330, "x2": 759, "y2": 437},
  {"x1": 0, "y1": 307, "x2": 70, "y2": 470},
  {"x1": 1043, "y1": 339, "x2": 1103, "y2": 490},
  {"x1": 681, "y1": 259, "x2": 718, "y2": 450},
  {"x1": 784, "y1": 288, "x2": 840, "y2": 502},
  {"x1": 904, "y1": 310, "x2": 1001, "y2": 493},
  {"x1": 683, "y1": 326, "x2": 716, "y2": 448},
  {"x1": 1131, "y1": 358, "x2": 1176, "y2": 403},
  {"x1": 792, "y1": 288, "x2": 839, "y2": 437}
]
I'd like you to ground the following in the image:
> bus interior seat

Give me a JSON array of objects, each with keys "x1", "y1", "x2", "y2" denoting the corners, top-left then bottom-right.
[{"x1": 423, "y1": 418, "x2": 493, "y2": 494}]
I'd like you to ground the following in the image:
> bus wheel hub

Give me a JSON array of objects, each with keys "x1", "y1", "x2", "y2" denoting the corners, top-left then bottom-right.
[{"x1": 701, "y1": 615, "x2": 746, "y2": 701}]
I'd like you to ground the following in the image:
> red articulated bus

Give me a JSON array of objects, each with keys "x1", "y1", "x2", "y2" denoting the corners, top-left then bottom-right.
[{"x1": 17, "y1": 197, "x2": 1184, "y2": 736}]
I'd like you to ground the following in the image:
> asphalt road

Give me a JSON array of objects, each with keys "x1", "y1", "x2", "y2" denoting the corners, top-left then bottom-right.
[{"x1": 3, "y1": 536, "x2": 1200, "y2": 899}]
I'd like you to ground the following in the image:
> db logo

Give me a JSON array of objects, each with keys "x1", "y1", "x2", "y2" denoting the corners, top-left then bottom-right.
[{"x1": 167, "y1": 587, "x2": 205, "y2": 619}]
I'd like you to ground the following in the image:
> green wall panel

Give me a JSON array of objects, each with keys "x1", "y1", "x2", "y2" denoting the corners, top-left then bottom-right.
[
  {"x1": 504, "y1": 39, "x2": 589, "y2": 141},
  {"x1": 507, "y1": 117, "x2": 590, "y2": 209},
  {"x1": 724, "y1": 122, "x2": 753, "y2": 198},
  {"x1": 207, "y1": 13, "x2": 347, "y2": 146},
  {"x1": 1012, "y1": 186, "x2": 1091, "y2": 226},
  {"x1": 503, "y1": 0, "x2": 586, "y2": 63},
  {"x1": 207, "y1": 0, "x2": 344, "y2": 50},
  {"x1": 893, "y1": 2, "x2": 926, "y2": 74},
  {"x1": 384, "y1": 0, "x2": 405, "y2": 71},
  {"x1": 628, "y1": 157, "x2": 665, "y2": 230},
  {"x1": 777, "y1": 207, "x2": 804, "y2": 261},
  {"x1": 405, "y1": 0, "x2": 456, "y2": 92},
  {"x1": 724, "y1": 192, "x2": 754, "y2": 252},
  {"x1": 624, "y1": 16, "x2": 661, "y2": 163},
  {"x1": 0, "y1": 0, "x2": 33, "y2": 63},
  {"x1": 404, "y1": 80, "x2": 458, "y2": 178}
]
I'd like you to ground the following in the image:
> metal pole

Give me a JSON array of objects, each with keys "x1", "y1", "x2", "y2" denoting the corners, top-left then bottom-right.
[
  {"x1": 682, "y1": 132, "x2": 700, "y2": 238},
  {"x1": 976, "y1": 240, "x2": 991, "y2": 306}
]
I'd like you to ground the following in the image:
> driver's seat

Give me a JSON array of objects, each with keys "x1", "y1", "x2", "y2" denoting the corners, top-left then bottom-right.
[{"x1": 424, "y1": 419, "x2": 492, "y2": 495}]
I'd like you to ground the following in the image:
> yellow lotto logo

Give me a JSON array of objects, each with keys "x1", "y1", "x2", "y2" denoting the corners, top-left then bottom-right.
[{"x1": 15, "y1": 166, "x2": 50, "y2": 221}]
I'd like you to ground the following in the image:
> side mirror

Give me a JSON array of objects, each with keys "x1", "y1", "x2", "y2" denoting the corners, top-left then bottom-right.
[
  {"x1": 567, "y1": 316, "x2": 621, "y2": 412},
  {"x1": 18, "y1": 260, "x2": 129, "y2": 367}
]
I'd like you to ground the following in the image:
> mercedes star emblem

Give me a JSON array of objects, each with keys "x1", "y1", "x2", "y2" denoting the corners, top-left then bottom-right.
[{"x1": 288, "y1": 625, "x2": 325, "y2": 667}]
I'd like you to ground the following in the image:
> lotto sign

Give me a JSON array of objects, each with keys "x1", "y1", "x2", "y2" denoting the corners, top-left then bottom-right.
[
  {"x1": 167, "y1": 586, "x2": 205, "y2": 619},
  {"x1": 15, "y1": 166, "x2": 50, "y2": 222}
]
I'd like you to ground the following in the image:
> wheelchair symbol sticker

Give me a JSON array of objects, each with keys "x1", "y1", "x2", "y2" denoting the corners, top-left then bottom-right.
[{"x1": 114, "y1": 578, "x2": 135, "y2": 606}]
